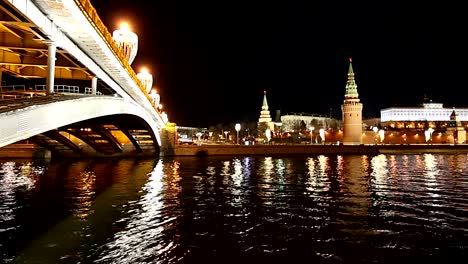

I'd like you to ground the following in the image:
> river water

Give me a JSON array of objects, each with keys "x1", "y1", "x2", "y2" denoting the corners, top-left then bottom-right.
[{"x1": 0, "y1": 154, "x2": 467, "y2": 263}]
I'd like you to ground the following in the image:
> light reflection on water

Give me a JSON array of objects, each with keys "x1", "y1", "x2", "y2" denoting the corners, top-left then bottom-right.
[{"x1": 0, "y1": 154, "x2": 467, "y2": 263}]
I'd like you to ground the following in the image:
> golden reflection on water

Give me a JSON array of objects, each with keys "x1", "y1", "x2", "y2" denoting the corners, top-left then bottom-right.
[
  {"x1": 371, "y1": 154, "x2": 389, "y2": 190},
  {"x1": 423, "y1": 154, "x2": 440, "y2": 198},
  {"x1": 98, "y1": 159, "x2": 180, "y2": 263},
  {"x1": 230, "y1": 158, "x2": 244, "y2": 205},
  {"x1": 0, "y1": 161, "x2": 40, "y2": 223},
  {"x1": 305, "y1": 155, "x2": 331, "y2": 192}
]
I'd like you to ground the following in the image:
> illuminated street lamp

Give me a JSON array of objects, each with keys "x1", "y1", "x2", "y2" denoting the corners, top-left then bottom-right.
[
  {"x1": 378, "y1": 129, "x2": 385, "y2": 144},
  {"x1": 425, "y1": 127, "x2": 434, "y2": 144},
  {"x1": 372, "y1": 126, "x2": 378, "y2": 144},
  {"x1": 265, "y1": 128, "x2": 271, "y2": 144},
  {"x1": 319, "y1": 128, "x2": 325, "y2": 144},
  {"x1": 235, "y1": 123, "x2": 241, "y2": 145},
  {"x1": 224, "y1": 131, "x2": 229, "y2": 143},
  {"x1": 112, "y1": 22, "x2": 138, "y2": 64},
  {"x1": 196, "y1": 132, "x2": 203, "y2": 145},
  {"x1": 310, "y1": 126, "x2": 315, "y2": 144}
]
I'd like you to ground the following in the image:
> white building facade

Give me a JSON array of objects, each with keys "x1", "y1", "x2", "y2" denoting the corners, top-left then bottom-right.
[{"x1": 381, "y1": 102, "x2": 468, "y2": 122}]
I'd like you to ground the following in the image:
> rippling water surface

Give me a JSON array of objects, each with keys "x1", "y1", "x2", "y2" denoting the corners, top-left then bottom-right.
[{"x1": 0, "y1": 154, "x2": 467, "y2": 263}]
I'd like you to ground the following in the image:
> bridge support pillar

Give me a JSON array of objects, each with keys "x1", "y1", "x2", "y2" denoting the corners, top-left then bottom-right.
[
  {"x1": 159, "y1": 122, "x2": 177, "y2": 156},
  {"x1": 91, "y1": 76, "x2": 98, "y2": 95},
  {"x1": 45, "y1": 41, "x2": 57, "y2": 95}
]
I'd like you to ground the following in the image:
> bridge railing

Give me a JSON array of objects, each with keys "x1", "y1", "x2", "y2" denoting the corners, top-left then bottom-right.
[
  {"x1": 35, "y1": 85, "x2": 80, "y2": 93},
  {"x1": 0, "y1": 85, "x2": 26, "y2": 93},
  {"x1": 1, "y1": 85, "x2": 107, "y2": 99},
  {"x1": 73, "y1": 0, "x2": 157, "y2": 110},
  {"x1": 84, "y1": 87, "x2": 103, "y2": 95}
]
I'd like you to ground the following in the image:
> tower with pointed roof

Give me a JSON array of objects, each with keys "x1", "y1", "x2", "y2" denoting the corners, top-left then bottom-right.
[
  {"x1": 257, "y1": 91, "x2": 275, "y2": 140},
  {"x1": 447, "y1": 108, "x2": 466, "y2": 144},
  {"x1": 341, "y1": 58, "x2": 363, "y2": 145}
]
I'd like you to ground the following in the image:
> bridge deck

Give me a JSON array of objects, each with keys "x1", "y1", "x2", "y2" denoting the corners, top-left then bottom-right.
[{"x1": 0, "y1": 94, "x2": 87, "y2": 114}]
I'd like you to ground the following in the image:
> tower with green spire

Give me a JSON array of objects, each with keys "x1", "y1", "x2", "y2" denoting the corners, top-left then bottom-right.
[{"x1": 341, "y1": 58, "x2": 363, "y2": 145}]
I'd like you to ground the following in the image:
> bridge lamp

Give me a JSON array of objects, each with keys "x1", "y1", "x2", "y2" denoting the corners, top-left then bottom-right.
[
  {"x1": 112, "y1": 22, "x2": 138, "y2": 64},
  {"x1": 161, "y1": 112, "x2": 168, "y2": 124},
  {"x1": 235, "y1": 123, "x2": 241, "y2": 145},
  {"x1": 136, "y1": 67, "x2": 153, "y2": 94},
  {"x1": 149, "y1": 88, "x2": 160, "y2": 108}
]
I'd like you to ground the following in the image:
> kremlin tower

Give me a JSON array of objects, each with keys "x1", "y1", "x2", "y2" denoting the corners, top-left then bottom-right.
[
  {"x1": 257, "y1": 91, "x2": 275, "y2": 140},
  {"x1": 341, "y1": 58, "x2": 363, "y2": 145},
  {"x1": 447, "y1": 109, "x2": 466, "y2": 144}
]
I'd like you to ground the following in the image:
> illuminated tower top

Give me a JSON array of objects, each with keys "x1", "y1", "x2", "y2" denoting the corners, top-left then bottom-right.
[
  {"x1": 259, "y1": 90, "x2": 272, "y2": 123},
  {"x1": 344, "y1": 58, "x2": 359, "y2": 102}
]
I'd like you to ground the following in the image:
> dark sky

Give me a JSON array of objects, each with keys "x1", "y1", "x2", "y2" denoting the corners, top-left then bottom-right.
[{"x1": 90, "y1": 0, "x2": 468, "y2": 128}]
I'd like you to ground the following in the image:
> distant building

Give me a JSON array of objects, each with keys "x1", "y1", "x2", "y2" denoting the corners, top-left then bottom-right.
[
  {"x1": 280, "y1": 113, "x2": 336, "y2": 133},
  {"x1": 176, "y1": 126, "x2": 207, "y2": 143},
  {"x1": 341, "y1": 58, "x2": 363, "y2": 145},
  {"x1": 380, "y1": 100, "x2": 468, "y2": 129}
]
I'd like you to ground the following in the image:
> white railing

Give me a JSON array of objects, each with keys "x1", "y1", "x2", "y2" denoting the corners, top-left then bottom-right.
[
  {"x1": 1, "y1": 84, "x2": 109, "y2": 99},
  {"x1": 0, "y1": 85, "x2": 27, "y2": 93},
  {"x1": 34, "y1": 85, "x2": 80, "y2": 93},
  {"x1": 84, "y1": 87, "x2": 103, "y2": 95}
]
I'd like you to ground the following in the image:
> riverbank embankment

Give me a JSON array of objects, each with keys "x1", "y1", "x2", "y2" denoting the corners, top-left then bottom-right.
[
  {"x1": 2, "y1": 144, "x2": 468, "y2": 159},
  {"x1": 174, "y1": 144, "x2": 468, "y2": 156}
]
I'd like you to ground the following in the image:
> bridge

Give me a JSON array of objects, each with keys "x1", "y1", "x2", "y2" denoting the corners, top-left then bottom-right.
[{"x1": 0, "y1": 0, "x2": 178, "y2": 157}]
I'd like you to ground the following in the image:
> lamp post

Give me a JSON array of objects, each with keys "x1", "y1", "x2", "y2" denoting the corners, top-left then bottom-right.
[
  {"x1": 310, "y1": 126, "x2": 315, "y2": 144},
  {"x1": 195, "y1": 132, "x2": 203, "y2": 145},
  {"x1": 235, "y1": 123, "x2": 241, "y2": 145},
  {"x1": 378, "y1": 129, "x2": 385, "y2": 144},
  {"x1": 319, "y1": 128, "x2": 325, "y2": 144},
  {"x1": 224, "y1": 131, "x2": 229, "y2": 143},
  {"x1": 425, "y1": 127, "x2": 434, "y2": 144},
  {"x1": 372, "y1": 126, "x2": 378, "y2": 145},
  {"x1": 265, "y1": 128, "x2": 271, "y2": 144}
]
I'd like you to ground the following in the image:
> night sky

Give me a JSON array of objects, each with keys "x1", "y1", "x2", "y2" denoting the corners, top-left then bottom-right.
[{"x1": 90, "y1": 0, "x2": 468, "y2": 128}]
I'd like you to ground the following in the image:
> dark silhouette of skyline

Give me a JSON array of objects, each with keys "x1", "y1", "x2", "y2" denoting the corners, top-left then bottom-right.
[{"x1": 91, "y1": 0, "x2": 468, "y2": 128}]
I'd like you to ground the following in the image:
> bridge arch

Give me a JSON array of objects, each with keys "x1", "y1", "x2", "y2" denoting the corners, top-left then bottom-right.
[{"x1": 0, "y1": 96, "x2": 164, "y2": 156}]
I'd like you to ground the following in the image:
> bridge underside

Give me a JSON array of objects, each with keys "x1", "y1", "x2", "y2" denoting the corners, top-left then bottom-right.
[{"x1": 28, "y1": 114, "x2": 160, "y2": 158}]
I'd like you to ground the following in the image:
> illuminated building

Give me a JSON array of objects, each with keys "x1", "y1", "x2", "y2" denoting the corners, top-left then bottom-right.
[
  {"x1": 341, "y1": 58, "x2": 363, "y2": 145},
  {"x1": 380, "y1": 100, "x2": 468, "y2": 129},
  {"x1": 280, "y1": 113, "x2": 336, "y2": 133}
]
